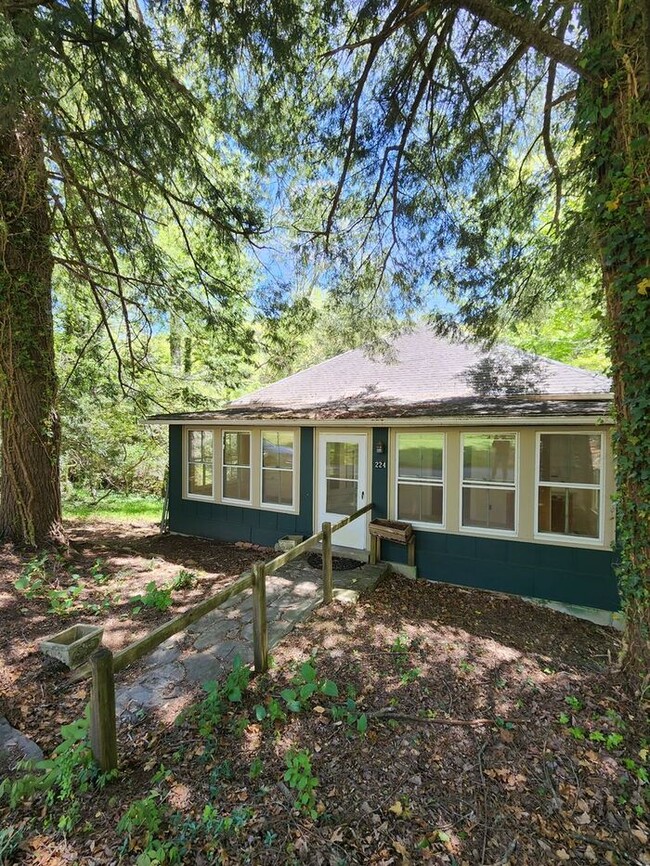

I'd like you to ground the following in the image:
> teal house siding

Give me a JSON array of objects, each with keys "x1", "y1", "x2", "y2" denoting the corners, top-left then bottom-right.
[
  {"x1": 168, "y1": 426, "x2": 314, "y2": 546},
  {"x1": 369, "y1": 426, "x2": 618, "y2": 611},
  {"x1": 380, "y1": 534, "x2": 618, "y2": 612},
  {"x1": 167, "y1": 422, "x2": 618, "y2": 612}
]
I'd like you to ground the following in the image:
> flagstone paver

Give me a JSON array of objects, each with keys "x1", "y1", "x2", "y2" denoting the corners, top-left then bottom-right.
[{"x1": 115, "y1": 558, "x2": 388, "y2": 720}]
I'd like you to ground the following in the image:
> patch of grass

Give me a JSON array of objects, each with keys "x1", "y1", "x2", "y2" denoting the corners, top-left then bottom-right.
[{"x1": 63, "y1": 493, "x2": 163, "y2": 522}]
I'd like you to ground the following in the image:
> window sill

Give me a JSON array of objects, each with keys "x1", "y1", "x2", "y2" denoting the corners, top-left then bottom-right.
[
  {"x1": 459, "y1": 525, "x2": 518, "y2": 538},
  {"x1": 260, "y1": 502, "x2": 299, "y2": 515},
  {"x1": 184, "y1": 492, "x2": 215, "y2": 502},
  {"x1": 534, "y1": 531, "x2": 604, "y2": 547}
]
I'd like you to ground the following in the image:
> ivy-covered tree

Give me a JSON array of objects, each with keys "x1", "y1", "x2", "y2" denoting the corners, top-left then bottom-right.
[{"x1": 287, "y1": 0, "x2": 648, "y2": 686}]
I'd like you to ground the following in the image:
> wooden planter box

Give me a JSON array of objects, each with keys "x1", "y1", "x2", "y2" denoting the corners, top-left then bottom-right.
[
  {"x1": 369, "y1": 519, "x2": 413, "y2": 543},
  {"x1": 41, "y1": 623, "x2": 104, "y2": 669},
  {"x1": 369, "y1": 519, "x2": 415, "y2": 567}
]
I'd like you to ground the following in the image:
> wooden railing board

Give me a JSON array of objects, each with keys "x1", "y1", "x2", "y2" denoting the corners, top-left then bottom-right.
[{"x1": 70, "y1": 501, "x2": 374, "y2": 683}]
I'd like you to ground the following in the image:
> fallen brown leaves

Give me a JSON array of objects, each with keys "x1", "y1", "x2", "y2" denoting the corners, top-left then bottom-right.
[{"x1": 1, "y1": 531, "x2": 649, "y2": 865}]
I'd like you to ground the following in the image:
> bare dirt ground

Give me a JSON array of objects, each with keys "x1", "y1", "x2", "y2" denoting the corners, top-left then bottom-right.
[
  {"x1": 0, "y1": 518, "x2": 272, "y2": 754},
  {"x1": 1, "y1": 519, "x2": 649, "y2": 865}
]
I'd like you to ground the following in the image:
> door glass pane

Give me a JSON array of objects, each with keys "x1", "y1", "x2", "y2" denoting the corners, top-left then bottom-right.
[
  {"x1": 326, "y1": 478, "x2": 357, "y2": 515},
  {"x1": 326, "y1": 442, "x2": 358, "y2": 480},
  {"x1": 539, "y1": 434, "x2": 601, "y2": 485},
  {"x1": 538, "y1": 486, "x2": 599, "y2": 538},
  {"x1": 398, "y1": 483, "x2": 442, "y2": 524},
  {"x1": 398, "y1": 433, "x2": 443, "y2": 480},
  {"x1": 462, "y1": 487, "x2": 515, "y2": 530},
  {"x1": 463, "y1": 434, "x2": 516, "y2": 483}
]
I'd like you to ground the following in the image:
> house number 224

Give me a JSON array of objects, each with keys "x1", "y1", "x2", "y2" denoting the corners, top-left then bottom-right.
[{"x1": 374, "y1": 460, "x2": 387, "y2": 469}]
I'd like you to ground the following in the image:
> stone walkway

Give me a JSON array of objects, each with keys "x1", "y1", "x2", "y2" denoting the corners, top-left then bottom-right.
[{"x1": 115, "y1": 557, "x2": 388, "y2": 721}]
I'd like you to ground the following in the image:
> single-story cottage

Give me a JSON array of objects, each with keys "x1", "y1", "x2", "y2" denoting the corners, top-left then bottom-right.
[{"x1": 149, "y1": 328, "x2": 618, "y2": 613}]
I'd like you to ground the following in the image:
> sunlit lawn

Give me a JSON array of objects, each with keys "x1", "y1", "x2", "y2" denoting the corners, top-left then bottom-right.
[{"x1": 62, "y1": 492, "x2": 164, "y2": 522}]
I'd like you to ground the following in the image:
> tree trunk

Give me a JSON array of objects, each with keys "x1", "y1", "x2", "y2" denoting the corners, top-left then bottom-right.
[
  {"x1": 0, "y1": 108, "x2": 63, "y2": 547},
  {"x1": 582, "y1": 0, "x2": 650, "y2": 690}
]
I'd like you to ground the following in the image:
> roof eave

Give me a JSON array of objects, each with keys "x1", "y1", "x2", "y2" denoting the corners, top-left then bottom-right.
[{"x1": 147, "y1": 413, "x2": 613, "y2": 427}]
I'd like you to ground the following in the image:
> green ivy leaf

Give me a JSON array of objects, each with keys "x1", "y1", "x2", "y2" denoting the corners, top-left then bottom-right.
[
  {"x1": 320, "y1": 680, "x2": 339, "y2": 698},
  {"x1": 300, "y1": 682, "x2": 317, "y2": 700},
  {"x1": 281, "y1": 688, "x2": 297, "y2": 703},
  {"x1": 300, "y1": 662, "x2": 317, "y2": 683}
]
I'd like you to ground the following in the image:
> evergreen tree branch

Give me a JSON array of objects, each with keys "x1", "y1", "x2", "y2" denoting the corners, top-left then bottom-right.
[{"x1": 325, "y1": 0, "x2": 590, "y2": 80}]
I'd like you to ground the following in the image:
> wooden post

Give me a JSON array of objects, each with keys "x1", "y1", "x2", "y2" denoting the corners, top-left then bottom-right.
[
  {"x1": 322, "y1": 521, "x2": 333, "y2": 604},
  {"x1": 369, "y1": 534, "x2": 379, "y2": 565},
  {"x1": 252, "y1": 561, "x2": 268, "y2": 673},
  {"x1": 407, "y1": 537, "x2": 416, "y2": 567},
  {"x1": 89, "y1": 646, "x2": 118, "y2": 772}
]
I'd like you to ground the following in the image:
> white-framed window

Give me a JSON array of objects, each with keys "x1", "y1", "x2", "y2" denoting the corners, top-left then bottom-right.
[
  {"x1": 222, "y1": 431, "x2": 252, "y2": 503},
  {"x1": 396, "y1": 432, "x2": 444, "y2": 527},
  {"x1": 461, "y1": 432, "x2": 517, "y2": 534},
  {"x1": 536, "y1": 432, "x2": 603, "y2": 542},
  {"x1": 187, "y1": 429, "x2": 214, "y2": 499},
  {"x1": 261, "y1": 430, "x2": 295, "y2": 509}
]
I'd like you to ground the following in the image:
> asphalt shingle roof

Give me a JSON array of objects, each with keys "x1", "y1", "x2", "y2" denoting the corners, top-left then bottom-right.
[{"x1": 149, "y1": 329, "x2": 612, "y2": 423}]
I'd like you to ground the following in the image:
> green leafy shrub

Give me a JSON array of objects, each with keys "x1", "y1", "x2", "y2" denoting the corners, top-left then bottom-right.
[
  {"x1": 0, "y1": 825, "x2": 25, "y2": 862},
  {"x1": 279, "y1": 660, "x2": 338, "y2": 713},
  {"x1": 170, "y1": 570, "x2": 197, "y2": 591},
  {"x1": 0, "y1": 709, "x2": 109, "y2": 832},
  {"x1": 284, "y1": 750, "x2": 319, "y2": 818},
  {"x1": 331, "y1": 698, "x2": 368, "y2": 734},
  {"x1": 14, "y1": 554, "x2": 49, "y2": 597},
  {"x1": 192, "y1": 656, "x2": 251, "y2": 737},
  {"x1": 132, "y1": 581, "x2": 174, "y2": 615},
  {"x1": 89, "y1": 559, "x2": 110, "y2": 585}
]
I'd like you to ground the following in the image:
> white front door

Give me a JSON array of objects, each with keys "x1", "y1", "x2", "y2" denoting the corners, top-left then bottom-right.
[{"x1": 317, "y1": 433, "x2": 368, "y2": 549}]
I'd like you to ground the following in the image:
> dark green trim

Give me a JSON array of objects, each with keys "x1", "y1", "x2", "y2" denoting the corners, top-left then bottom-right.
[
  {"x1": 371, "y1": 427, "x2": 389, "y2": 520},
  {"x1": 168, "y1": 426, "x2": 314, "y2": 547}
]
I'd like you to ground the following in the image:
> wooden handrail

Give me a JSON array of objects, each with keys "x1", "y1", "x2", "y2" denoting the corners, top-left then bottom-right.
[
  {"x1": 262, "y1": 502, "x2": 374, "y2": 577},
  {"x1": 70, "y1": 569, "x2": 253, "y2": 681},
  {"x1": 71, "y1": 501, "x2": 374, "y2": 682}
]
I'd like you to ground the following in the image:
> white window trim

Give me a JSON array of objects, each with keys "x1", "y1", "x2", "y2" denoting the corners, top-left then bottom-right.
[
  {"x1": 534, "y1": 431, "x2": 605, "y2": 545},
  {"x1": 221, "y1": 429, "x2": 253, "y2": 506},
  {"x1": 181, "y1": 426, "x2": 301, "y2": 515},
  {"x1": 394, "y1": 431, "x2": 446, "y2": 530},
  {"x1": 185, "y1": 428, "x2": 216, "y2": 502},
  {"x1": 459, "y1": 432, "x2": 519, "y2": 537},
  {"x1": 259, "y1": 429, "x2": 299, "y2": 513}
]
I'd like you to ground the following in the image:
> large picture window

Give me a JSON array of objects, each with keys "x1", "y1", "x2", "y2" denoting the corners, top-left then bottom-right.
[
  {"x1": 461, "y1": 433, "x2": 517, "y2": 533},
  {"x1": 222, "y1": 431, "x2": 251, "y2": 503},
  {"x1": 262, "y1": 430, "x2": 294, "y2": 508},
  {"x1": 396, "y1": 433, "x2": 444, "y2": 526},
  {"x1": 187, "y1": 430, "x2": 214, "y2": 497},
  {"x1": 537, "y1": 433, "x2": 602, "y2": 540}
]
